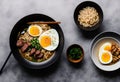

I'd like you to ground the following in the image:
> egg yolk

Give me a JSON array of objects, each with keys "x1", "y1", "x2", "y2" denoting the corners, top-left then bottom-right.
[
  {"x1": 40, "y1": 36, "x2": 51, "y2": 47},
  {"x1": 29, "y1": 26, "x2": 40, "y2": 36},
  {"x1": 104, "y1": 45, "x2": 111, "y2": 51},
  {"x1": 101, "y1": 52, "x2": 111, "y2": 62}
]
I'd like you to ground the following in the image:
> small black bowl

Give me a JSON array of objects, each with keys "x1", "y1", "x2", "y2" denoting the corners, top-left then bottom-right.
[{"x1": 74, "y1": 1, "x2": 103, "y2": 31}]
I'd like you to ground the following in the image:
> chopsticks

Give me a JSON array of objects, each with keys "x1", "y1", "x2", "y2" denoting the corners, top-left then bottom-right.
[
  {"x1": 27, "y1": 21, "x2": 61, "y2": 24},
  {"x1": 0, "y1": 52, "x2": 12, "y2": 75}
]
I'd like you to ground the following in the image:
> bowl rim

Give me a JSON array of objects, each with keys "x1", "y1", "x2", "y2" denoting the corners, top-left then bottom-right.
[
  {"x1": 66, "y1": 44, "x2": 84, "y2": 63},
  {"x1": 74, "y1": 1, "x2": 103, "y2": 31},
  {"x1": 90, "y1": 31, "x2": 120, "y2": 71}
]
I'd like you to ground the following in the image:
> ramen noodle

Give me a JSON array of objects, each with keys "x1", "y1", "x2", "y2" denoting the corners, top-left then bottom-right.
[{"x1": 78, "y1": 6, "x2": 99, "y2": 27}]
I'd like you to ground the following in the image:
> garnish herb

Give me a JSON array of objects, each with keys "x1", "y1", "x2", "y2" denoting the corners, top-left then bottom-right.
[
  {"x1": 30, "y1": 38, "x2": 41, "y2": 50},
  {"x1": 69, "y1": 47, "x2": 82, "y2": 60}
]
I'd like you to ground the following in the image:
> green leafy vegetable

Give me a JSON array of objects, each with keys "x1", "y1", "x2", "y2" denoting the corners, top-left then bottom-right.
[
  {"x1": 68, "y1": 47, "x2": 82, "y2": 60},
  {"x1": 30, "y1": 38, "x2": 41, "y2": 50}
]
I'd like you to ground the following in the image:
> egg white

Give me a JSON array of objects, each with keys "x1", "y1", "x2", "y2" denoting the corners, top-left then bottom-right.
[{"x1": 39, "y1": 29, "x2": 59, "y2": 51}]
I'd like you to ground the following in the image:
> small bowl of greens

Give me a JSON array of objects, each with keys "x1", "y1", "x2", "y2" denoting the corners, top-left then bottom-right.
[{"x1": 66, "y1": 44, "x2": 84, "y2": 63}]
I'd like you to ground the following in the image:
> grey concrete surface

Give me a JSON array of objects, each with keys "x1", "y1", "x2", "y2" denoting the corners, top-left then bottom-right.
[{"x1": 0, "y1": 0, "x2": 120, "y2": 82}]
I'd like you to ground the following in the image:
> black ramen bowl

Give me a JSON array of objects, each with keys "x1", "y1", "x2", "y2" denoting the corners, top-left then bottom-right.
[
  {"x1": 74, "y1": 1, "x2": 103, "y2": 31},
  {"x1": 10, "y1": 14, "x2": 64, "y2": 69}
]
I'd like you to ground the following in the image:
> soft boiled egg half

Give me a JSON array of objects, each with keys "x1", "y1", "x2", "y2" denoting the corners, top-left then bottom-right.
[
  {"x1": 39, "y1": 29, "x2": 59, "y2": 51},
  {"x1": 99, "y1": 50, "x2": 112, "y2": 64},
  {"x1": 28, "y1": 24, "x2": 42, "y2": 37},
  {"x1": 99, "y1": 42, "x2": 112, "y2": 64},
  {"x1": 99, "y1": 42, "x2": 112, "y2": 51}
]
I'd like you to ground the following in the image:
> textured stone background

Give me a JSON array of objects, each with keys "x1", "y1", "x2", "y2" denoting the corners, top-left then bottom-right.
[{"x1": 0, "y1": 0, "x2": 120, "y2": 82}]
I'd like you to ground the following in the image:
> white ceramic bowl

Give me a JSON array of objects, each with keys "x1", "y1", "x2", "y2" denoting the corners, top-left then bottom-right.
[{"x1": 91, "y1": 31, "x2": 120, "y2": 71}]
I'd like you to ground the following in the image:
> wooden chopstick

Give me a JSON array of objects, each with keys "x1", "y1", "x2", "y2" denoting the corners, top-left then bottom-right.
[{"x1": 27, "y1": 21, "x2": 61, "y2": 24}]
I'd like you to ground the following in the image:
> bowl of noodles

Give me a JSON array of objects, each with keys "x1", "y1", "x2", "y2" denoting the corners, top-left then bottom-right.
[
  {"x1": 10, "y1": 14, "x2": 64, "y2": 69},
  {"x1": 74, "y1": 1, "x2": 103, "y2": 31}
]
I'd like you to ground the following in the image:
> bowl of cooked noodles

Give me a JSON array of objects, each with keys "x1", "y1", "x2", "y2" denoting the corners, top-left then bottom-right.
[
  {"x1": 74, "y1": 1, "x2": 103, "y2": 31},
  {"x1": 10, "y1": 14, "x2": 64, "y2": 69}
]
